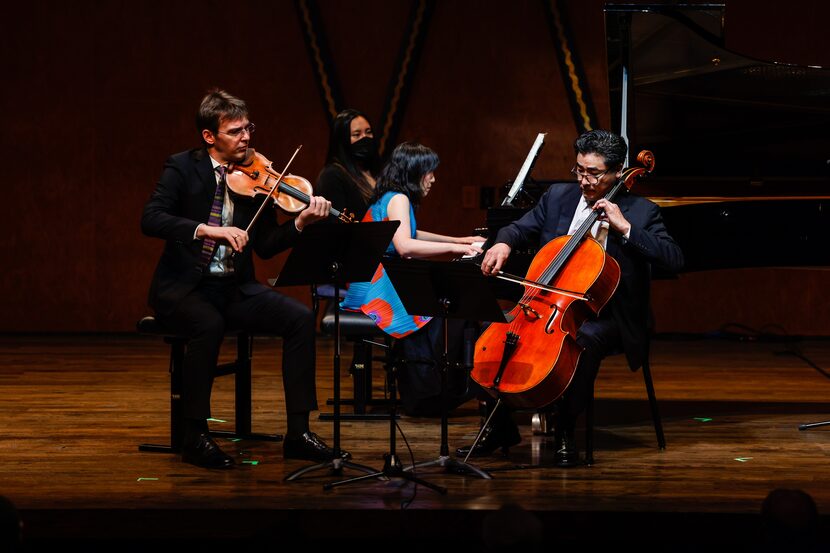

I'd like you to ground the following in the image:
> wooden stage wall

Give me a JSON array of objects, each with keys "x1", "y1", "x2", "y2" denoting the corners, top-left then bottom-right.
[{"x1": 2, "y1": 0, "x2": 830, "y2": 336}]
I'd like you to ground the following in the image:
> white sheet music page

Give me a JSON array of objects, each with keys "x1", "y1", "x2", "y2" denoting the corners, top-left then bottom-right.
[{"x1": 502, "y1": 132, "x2": 546, "y2": 206}]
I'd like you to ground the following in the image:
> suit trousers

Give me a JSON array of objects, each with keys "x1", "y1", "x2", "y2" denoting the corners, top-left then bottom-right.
[
  {"x1": 156, "y1": 275, "x2": 318, "y2": 420},
  {"x1": 555, "y1": 314, "x2": 623, "y2": 425}
]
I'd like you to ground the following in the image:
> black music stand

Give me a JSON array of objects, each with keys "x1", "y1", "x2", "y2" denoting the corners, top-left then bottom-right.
[
  {"x1": 385, "y1": 258, "x2": 507, "y2": 479},
  {"x1": 271, "y1": 220, "x2": 400, "y2": 482}
]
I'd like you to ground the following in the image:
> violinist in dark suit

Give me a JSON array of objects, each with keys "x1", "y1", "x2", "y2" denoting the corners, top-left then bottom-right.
[
  {"x1": 456, "y1": 129, "x2": 684, "y2": 466},
  {"x1": 141, "y1": 89, "x2": 347, "y2": 469}
]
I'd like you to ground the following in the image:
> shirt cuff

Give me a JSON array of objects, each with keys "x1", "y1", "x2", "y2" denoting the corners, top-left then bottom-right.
[
  {"x1": 294, "y1": 219, "x2": 302, "y2": 233},
  {"x1": 193, "y1": 223, "x2": 204, "y2": 240}
]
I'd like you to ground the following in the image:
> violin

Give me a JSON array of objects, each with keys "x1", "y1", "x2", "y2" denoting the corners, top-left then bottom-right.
[
  {"x1": 226, "y1": 148, "x2": 354, "y2": 223},
  {"x1": 471, "y1": 151, "x2": 655, "y2": 410}
]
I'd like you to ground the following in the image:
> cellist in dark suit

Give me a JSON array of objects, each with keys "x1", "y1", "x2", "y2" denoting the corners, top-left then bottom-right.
[
  {"x1": 142, "y1": 89, "x2": 348, "y2": 469},
  {"x1": 456, "y1": 129, "x2": 684, "y2": 466}
]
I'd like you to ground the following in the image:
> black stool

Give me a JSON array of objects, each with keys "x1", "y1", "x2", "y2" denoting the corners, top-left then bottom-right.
[
  {"x1": 136, "y1": 315, "x2": 282, "y2": 453},
  {"x1": 318, "y1": 303, "x2": 393, "y2": 420}
]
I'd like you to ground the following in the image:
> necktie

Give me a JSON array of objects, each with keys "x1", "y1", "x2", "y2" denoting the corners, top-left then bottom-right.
[{"x1": 199, "y1": 165, "x2": 227, "y2": 267}]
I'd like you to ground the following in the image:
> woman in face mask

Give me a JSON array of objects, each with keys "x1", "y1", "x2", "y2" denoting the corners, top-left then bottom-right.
[{"x1": 315, "y1": 109, "x2": 380, "y2": 222}]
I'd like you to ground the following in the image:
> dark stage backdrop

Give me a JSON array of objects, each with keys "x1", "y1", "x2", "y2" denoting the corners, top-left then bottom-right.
[{"x1": 3, "y1": 0, "x2": 828, "y2": 334}]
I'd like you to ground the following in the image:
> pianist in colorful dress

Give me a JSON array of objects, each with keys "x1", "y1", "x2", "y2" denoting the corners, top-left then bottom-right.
[{"x1": 340, "y1": 142, "x2": 483, "y2": 416}]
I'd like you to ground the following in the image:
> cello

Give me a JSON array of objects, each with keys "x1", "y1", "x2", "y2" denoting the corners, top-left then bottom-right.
[{"x1": 471, "y1": 151, "x2": 655, "y2": 410}]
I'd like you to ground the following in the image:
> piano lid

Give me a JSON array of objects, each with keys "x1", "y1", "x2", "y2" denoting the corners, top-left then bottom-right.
[
  {"x1": 605, "y1": 4, "x2": 830, "y2": 273},
  {"x1": 605, "y1": 3, "x2": 830, "y2": 198}
]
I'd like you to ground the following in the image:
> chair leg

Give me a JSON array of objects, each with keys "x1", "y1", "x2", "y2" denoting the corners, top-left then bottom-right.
[
  {"x1": 641, "y1": 357, "x2": 666, "y2": 449},
  {"x1": 351, "y1": 340, "x2": 370, "y2": 415},
  {"x1": 139, "y1": 338, "x2": 186, "y2": 453},
  {"x1": 320, "y1": 337, "x2": 393, "y2": 421},
  {"x1": 585, "y1": 380, "x2": 595, "y2": 466},
  {"x1": 234, "y1": 332, "x2": 253, "y2": 436},
  {"x1": 170, "y1": 340, "x2": 185, "y2": 451},
  {"x1": 210, "y1": 333, "x2": 283, "y2": 443},
  {"x1": 140, "y1": 333, "x2": 283, "y2": 456},
  {"x1": 579, "y1": 349, "x2": 665, "y2": 464}
]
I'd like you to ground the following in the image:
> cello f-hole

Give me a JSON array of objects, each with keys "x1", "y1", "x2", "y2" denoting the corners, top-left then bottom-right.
[{"x1": 544, "y1": 306, "x2": 559, "y2": 334}]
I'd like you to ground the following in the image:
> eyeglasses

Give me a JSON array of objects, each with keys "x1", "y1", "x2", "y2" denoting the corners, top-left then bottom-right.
[
  {"x1": 217, "y1": 123, "x2": 255, "y2": 138},
  {"x1": 571, "y1": 166, "x2": 610, "y2": 185}
]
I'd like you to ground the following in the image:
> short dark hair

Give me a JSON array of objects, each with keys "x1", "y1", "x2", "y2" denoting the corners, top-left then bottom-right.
[
  {"x1": 373, "y1": 142, "x2": 439, "y2": 207},
  {"x1": 196, "y1": 89, "x2": 248, "y2": 137},
  {"x1": 761, "y1": 488, "x2": 819, "y2": 544},
  {"x1": 574, "y1": 129, "x2": 628, "y2": 169}
]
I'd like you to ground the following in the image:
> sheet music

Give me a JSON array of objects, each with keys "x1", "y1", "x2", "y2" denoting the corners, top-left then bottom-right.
[{"x1": 502, "y1": 132, "x2": 546, "y2": 207}]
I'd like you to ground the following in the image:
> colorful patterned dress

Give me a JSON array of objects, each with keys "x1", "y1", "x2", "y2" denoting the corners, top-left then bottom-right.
[{"x1": 340, "y1": 191, "x2": 432, "y2": 338}]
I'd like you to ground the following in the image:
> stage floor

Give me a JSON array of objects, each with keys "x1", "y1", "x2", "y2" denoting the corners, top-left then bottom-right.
[{"x1": 1, "y1": 334, "x2": 830, "y2": 551}]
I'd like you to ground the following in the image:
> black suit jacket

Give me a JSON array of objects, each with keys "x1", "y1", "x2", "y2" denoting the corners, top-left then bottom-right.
[
  {"x1": 141, "y1": 148, "x2": 300, "y2": 315},
  {"x1": 495, "y1": 182, "x2": 684, "y2": 370}
]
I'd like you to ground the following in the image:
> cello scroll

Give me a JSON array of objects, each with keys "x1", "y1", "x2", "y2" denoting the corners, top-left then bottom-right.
[{"x1": 619, "y1": 150, "x2": 655, "y2": 192}]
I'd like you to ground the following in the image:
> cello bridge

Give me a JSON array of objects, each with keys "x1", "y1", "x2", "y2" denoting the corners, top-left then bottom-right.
[{"x1": 518, "y1": 302, "x2": 541, "y2": 320}]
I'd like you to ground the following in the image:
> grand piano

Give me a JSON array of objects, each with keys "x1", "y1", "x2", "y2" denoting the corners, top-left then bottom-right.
[
  {"x1": 604, "y1": 3, "x2": 830, "y2": 273},
  {"x1": 481, "y1": 3, "x2": 830, "y2": 283}
]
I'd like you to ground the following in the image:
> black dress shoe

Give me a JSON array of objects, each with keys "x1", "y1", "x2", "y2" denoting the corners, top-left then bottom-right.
[
  {"x1": 283, "y1": 432, "x2": 351, "y2": 462},
  {"x1": 455, "y1": 417, "x2": 521, "y2": 458},
  {"x1": 552, "y1": 428, "x2": 580, "y2": 467},
  {"x1": 181, "y1": 431, "x2": 235, "y2": 469}
]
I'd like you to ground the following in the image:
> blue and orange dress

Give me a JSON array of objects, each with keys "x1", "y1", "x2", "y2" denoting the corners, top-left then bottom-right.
[{"x1": 340, "y1": 191, "x2": 431, "y2": 338}]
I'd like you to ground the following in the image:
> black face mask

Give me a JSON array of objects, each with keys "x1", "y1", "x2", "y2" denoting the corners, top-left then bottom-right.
[{"x1": 349, "y1": 136, "x2": 377, "y2": 162}]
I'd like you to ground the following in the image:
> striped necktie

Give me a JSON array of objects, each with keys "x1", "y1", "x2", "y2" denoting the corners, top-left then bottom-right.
[{"x1": 199, "y1": 165, "x2": 227, "y2": 267}]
